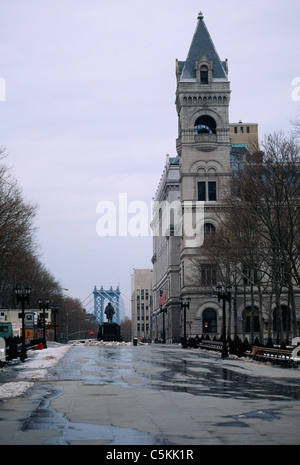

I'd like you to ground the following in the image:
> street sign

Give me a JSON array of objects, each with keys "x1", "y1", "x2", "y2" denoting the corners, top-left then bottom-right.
[{"x1": 25, "y1": 312, "x2": 34, "y2": 328}]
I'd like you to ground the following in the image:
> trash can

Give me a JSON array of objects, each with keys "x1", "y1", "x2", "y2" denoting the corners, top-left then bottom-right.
[{"x1": 133, "y1": 338, "x2": 138, "y2": 346}]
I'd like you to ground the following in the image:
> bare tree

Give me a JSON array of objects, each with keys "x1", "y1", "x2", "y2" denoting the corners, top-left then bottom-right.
[
  {"x1": 192, "y1": 131, "x2": 300, "y2": 345},
  {"x1": 0, "y1": 149, "x2": 38, "y2": 306},
  {"x1": 120, "y1": 317, "x2": 132, "y2": 342},
  {"x1": 291, "y1": 107, "x2": 300, "y2": 139},
  {"x1": 228, "y1": 132, "x2": 300, "y2": 341},
  {"x1": 55, "y1": 296, "x2": 98, "y2": 342}
]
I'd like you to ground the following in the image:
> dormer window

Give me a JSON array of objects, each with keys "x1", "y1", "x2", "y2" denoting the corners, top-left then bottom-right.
[
  {"x1": 196, "y1": 54, "x2": 213, "y2": 84},
  {"x1": 200, "y1": 65, "x2": 208, "y2": 84}
]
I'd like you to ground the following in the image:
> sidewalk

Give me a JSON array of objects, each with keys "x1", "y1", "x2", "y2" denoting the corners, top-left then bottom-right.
[{"x1": 1, "y1": 343, "x2": 300, "y2": 445}]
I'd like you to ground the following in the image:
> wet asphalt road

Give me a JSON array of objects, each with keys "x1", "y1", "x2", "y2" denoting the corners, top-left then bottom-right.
[{"x1": 1, "y1": 344, "x2": 300, "y2": 445}]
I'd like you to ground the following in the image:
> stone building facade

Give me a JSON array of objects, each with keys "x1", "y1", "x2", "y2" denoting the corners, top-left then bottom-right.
[
  {"x1": 151, "y1": 156, "x2": 181, "y2": 342},
  {"x1": 151, "y1": 12, "x2": 300, "y2": 344}
]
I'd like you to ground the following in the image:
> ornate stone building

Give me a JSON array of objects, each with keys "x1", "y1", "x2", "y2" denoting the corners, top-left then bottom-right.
[
  {"x1": 152, "y1": 11, "x2": 231, "y2": 342},
  {"x1": 151, "y1": 12, "x2": 300, "y2": 344}
]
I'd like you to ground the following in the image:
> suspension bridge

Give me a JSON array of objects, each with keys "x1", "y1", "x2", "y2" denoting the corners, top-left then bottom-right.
[{"x1": 81, "y1": 286, "x2": 131, "y2": 325}]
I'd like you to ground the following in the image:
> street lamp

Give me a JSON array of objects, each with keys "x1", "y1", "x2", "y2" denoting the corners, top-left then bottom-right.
[
  {"x1": 180, "y1": 296, "x2": 191, "y2": 348},
  {"x1": 39, "y1": 298, "x2": 50, "y2": 349},
  {"x1": 216, "y1": 283, "x2": 232, "y2": 358},
  {"x1": 51, "y1": 305, "x2": 59, "y2": 342},
  {"x1": 159, "y1": 304, "x2": 167, "y2": 344},
  {"x1": 15, "y1": 285, "x2": 31, "y2": 362}
]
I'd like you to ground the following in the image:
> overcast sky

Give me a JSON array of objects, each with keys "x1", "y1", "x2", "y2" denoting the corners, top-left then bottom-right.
[{"x1": 0, "y1": 0, "x2": 299, "y2": 315}]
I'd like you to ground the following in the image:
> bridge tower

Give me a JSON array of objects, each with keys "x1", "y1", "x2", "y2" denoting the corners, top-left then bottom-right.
[{"x1": 93, "y1": 285, "x2": 121, "y2": 325}]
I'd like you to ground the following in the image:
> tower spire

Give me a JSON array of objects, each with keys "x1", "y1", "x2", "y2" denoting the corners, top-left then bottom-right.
[{"x1": 180, "y1": 11, "x2": 227, "y2": 81}]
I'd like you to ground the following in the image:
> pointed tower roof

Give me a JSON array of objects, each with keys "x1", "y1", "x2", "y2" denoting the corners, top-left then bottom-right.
[{"x1": 180, "y1": 12, "x2": 227, "y2": 81}]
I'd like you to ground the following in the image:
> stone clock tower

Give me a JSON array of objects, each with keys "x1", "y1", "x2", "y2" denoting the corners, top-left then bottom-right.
[{"x1": 175, "y1": 12, "x2": 231, "y2": 335}]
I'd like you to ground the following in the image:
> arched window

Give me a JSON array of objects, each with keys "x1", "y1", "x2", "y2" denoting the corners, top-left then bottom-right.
[
  {"x1": 203, "y1": 309, "x2": 217, "y2": 333},
  {"x1": 194, "y1": 115, "x2": 216, "y2": 135},
  {"x1": 158, "y1": 208, "x2": 163, "y2": 237},
  {"x1": 200, "y1": 65, "x2": 208, "y2": 84},
  {"x1": 204, "y1": 223, "x2": 216, "y2": 244},
  {"x1": 204, "y1": 223, "x2": 216, "y2": 235}
]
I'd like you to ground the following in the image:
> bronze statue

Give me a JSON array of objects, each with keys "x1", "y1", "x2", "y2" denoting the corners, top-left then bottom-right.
[{"x1": 104, "y1": 302, "x2": 115, "y2": 323}]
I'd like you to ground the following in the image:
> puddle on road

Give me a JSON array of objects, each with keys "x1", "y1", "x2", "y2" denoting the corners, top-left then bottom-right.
[
  {"x1": 51, "y1": 346, "x2": 300, "y2": 402},
  {"x1": 234, "y1": 409, "x2": 282, "y2": 422},
  {"x1": 215, "y1": 409, "x2": 282, "y2": 429},
  {"x1": 146, "y1": 355, "x2": 300, "y2": 401},
  {"x1": 15, "y1": 346, "x2": 300, "y2": 445}
]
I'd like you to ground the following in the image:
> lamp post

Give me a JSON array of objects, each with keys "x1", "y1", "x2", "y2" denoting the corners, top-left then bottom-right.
[
  {"x1": 159, "y1": 305, "x2": 167, "y2": 344},
  {"x1": 39, "y1": 298, "x2": 50, "y2": 349},
  {"x1": 180, "y1": 296, "x2": 191, "y2": 348},
  {"x1": 216, "y1": 283, "x2": 232, "y2": 358},
  {"x1": 155, "y1": 311, "x2": 158, "y2": 343},
  {"x1": 15, "y1": 285, "x2": 31, "y2": 362},
  {"x1": 51, "y1": 305, "x2": 59, "y2": 342}
]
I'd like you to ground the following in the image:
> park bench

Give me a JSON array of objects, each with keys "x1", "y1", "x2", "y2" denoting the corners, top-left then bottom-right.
[
  {"x1": 198, "y1": 340, "x2": 226, "y2": 352},
  {"x1": 250, "y1": 346, "x2": 298, "y2": 368}
]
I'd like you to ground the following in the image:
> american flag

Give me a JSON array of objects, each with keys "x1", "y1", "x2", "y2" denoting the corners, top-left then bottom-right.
[{"x1": 159, "y1": 290, "x2": 167, "y2": 306}]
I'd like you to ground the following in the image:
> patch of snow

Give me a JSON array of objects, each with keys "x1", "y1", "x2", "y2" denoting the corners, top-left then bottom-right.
[
  {"x1": 71, "y1": 340, "x2": 132, "y2": 346},
  {"x1": 0, "y1": 381, "x2": 33, "y2": 399},
  {"x1": 0, "y1": 343, "x2": 71, "y2": 400},
  {"x1": 0, "y1": 340, "x2": 136, "y2": 400},
  {"x1": 0, "y1": 340, "x2": 134, "y2": 400}
]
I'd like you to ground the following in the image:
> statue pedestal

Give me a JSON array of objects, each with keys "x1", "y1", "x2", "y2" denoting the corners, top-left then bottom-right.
[{"x1": 98, "y1": 323, "x2": 123, "y2": 342}]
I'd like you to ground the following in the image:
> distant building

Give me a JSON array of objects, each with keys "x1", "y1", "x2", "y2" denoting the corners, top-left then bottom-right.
[
  {"x1": 229, "y1": 122, "x2": 258, "y2": 148},
  {"x1": 131, "y1": 269, "x2": 153, "y2": 340},
  {"x1": 0, "y1": 309, "x2": 51, "y2": 338}
]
